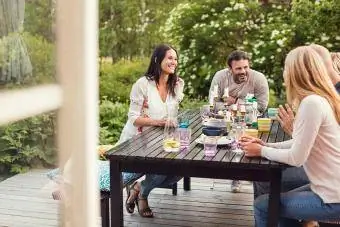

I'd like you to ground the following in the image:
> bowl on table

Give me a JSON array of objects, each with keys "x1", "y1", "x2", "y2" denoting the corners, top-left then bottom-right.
[{"x1": 202, "y1": 127, "x2": 224, "y2": 136}]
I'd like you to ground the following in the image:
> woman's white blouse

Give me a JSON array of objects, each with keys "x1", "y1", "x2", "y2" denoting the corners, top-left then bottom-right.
[{"x1": 116, "y1": 76, "x2": 184, "y2": 145}]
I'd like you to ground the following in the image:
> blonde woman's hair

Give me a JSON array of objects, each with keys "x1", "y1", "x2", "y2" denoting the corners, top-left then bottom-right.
[
  {"x1": 331, "y1": 52, "x2": 340, "y2": 74},
  {"x1": 284, "y1": 46, "x2": 340, "y2": 124}
]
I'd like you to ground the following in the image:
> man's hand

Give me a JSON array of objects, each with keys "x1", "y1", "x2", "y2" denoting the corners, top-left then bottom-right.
[
  {"x1": 277, "y1": 104, "x2": 294, "y2": 136},
  {"x1": 223, "y1": 96, "x2": 237, "y2": 105}
]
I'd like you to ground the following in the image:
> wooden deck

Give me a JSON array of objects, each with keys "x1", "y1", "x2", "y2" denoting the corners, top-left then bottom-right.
[{"x1": 0, "y1": 169, "x2": 254, "y2": 227}]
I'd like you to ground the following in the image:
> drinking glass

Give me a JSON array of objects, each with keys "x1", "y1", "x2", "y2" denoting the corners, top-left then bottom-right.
[
  {"x1": 230, "y1": 123, "x2": 245, "y2": 153},
  {"x1": 178, "y1": 128, "x2": 191, "y2": 149},
  {"x1": 200, "y1": 105, "x2": 211, "y2": 120},
  {"x1": 203, "y1": 136, "x2": 217, "y2": 157},
  {"x1": 178, "y1": 114, "x2": 190, "y2": 128},
  {"x1": 163, "y1": 128, "x2": 181, "y2": 152}
]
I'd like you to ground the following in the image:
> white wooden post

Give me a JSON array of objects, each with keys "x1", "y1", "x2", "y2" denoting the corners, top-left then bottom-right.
[{"x1": 56, "y1": 0, "x2": 99, "y2": 226}]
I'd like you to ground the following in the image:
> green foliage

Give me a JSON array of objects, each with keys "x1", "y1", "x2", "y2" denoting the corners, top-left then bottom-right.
[
  {"x1": 22, "y1": 32, "x2": 56, "y2": 85},
  {"x1": 99, "y1": 99, "x2": 129, "y2": 145},
  {"x1": 24, "y1": 0, "x2": 55, "y2": 42},
  {"x1": 163, "y1": 0, "x2": 340, "y2": 100},
  {"x1": 99, "y1": 0, "x2": 184, "y2": 60},
  {"x1": 180, "y1": 96, "x2": 207, "y2": 110},
  {"x1": 291, "y1": 0, "x2": 340, "y2": 48},
  {"x1": 0, "y1": 113, "x2": 57, "y2": 173},
  {"x1": 99, "y1": 58, "x2": 149, "y2": 102}
]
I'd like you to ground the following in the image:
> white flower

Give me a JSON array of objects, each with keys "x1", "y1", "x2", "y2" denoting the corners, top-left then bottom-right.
[
  {"x1": 276, "y1": 39, "x2": 284, "y2": 47},
  {"x1": 336, "y1": 36, "x2": 340, "y2": 41},
  {"x1": 320, "y1": 33, "x2": 330, "y2": 41},
  {"x1": 224, "y1": 7, "x2": 232, "y2": 12},
  {"x1": 201, "y1": 14, "x2": 209, "y2": 20},
  {"x1": 270, "y1": 30, "x2": 280, "y2": 39},
  {"x1": 223, "y1": 20, "x2": 230, "y2": 26},
  {"x1": 234, "y1": 3, "x2": 245, "y2": 10}
]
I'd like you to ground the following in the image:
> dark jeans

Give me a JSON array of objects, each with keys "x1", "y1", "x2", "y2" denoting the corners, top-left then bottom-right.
[
  {"x1": 123, "y1": 172, "x2": 181, "y2": 198},
  {"x1": 253, "y1": 166, "x2": 309, "y2": 199},
  {"x1": 254, "y1": 184, "x2": 340, "y2": 227}
]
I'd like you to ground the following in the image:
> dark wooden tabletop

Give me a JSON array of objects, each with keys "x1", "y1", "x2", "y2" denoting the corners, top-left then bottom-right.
[{"x1": 107, "y1": 109, "x2": 289, "y2": 171}]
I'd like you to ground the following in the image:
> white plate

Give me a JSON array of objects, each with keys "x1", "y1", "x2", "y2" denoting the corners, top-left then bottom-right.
[{"x1": 195, "y1": 135, "x2": 233, "y2": 145}]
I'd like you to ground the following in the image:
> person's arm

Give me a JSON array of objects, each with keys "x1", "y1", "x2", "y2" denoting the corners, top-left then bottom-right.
[
  {"x1": 261, "y1": 96, "x2": 323, "y2": 166},
  {"x1": 266, "y1": 140, "x2": 293, "y2": 149},
  {"x1": 254, "y1": 72, "x2": 269, "y2": 113},
  {"x1": 128, "y1": 79, "x2": 165, "y2": 127}
]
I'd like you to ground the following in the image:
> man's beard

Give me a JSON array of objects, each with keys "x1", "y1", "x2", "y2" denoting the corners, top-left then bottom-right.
[{"x1": 234, "y1": 73, "x2": 248, "y2": 84}]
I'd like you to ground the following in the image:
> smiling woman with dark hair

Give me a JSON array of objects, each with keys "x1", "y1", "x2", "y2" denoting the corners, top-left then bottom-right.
[{"x1": 116, "y1": 44, "x2": 185, "y2": 218}]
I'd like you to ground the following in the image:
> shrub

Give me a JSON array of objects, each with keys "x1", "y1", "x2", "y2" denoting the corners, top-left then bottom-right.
[
  {"x1": 99, "y1": 58, "x2": 149, "y2": 102},
  {"x1": 99, "y1": 99, "x2": 129, "y2": 145},
  {"x1": 0, "y1": 113, "x2": 57, "y2": 173}
]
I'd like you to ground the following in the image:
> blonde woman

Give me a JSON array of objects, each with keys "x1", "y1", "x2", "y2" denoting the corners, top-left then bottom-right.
[{"x1": 240, "y1": 46, "x2": 340, "y2": 227}]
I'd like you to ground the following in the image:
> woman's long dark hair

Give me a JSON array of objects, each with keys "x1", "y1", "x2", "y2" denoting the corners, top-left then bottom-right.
[{"x1": 144, "y1": 44, "x2": 178, "y2": 97}]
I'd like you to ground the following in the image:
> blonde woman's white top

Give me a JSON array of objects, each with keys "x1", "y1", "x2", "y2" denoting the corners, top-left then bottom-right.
[
  {"x1": 116, "y1": 76, "x2": 184, "y2": 145},
  {"x1": 262, "y1": 95, "x2": 340, "y2": 203}
]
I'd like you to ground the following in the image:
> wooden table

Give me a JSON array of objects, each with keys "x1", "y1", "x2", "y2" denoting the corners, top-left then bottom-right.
[{"x1": 107, "y1": 110, "x2": 290, "y2": 227}]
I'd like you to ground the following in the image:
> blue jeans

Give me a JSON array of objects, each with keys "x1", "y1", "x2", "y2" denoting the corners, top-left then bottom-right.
[
  {"x1": 140, "y1": 174, "x2": 182, "y2": 198},
  {"x1": 253, "y1": 167, "x2": 309, "y2": 199},
  {"x1": 122, "y1": 172, "x2": 181, "y2": 198},
  {"x1": 254, "y1": 184, "x2": 340, "y2": 227}
]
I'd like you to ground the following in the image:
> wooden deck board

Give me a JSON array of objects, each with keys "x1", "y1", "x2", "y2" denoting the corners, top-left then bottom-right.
[{"x1": 0, "y1": 169, "x2": 254, "y2": 227}]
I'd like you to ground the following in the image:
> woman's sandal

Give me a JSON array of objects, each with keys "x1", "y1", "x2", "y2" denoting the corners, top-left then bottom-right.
[
  {"x1": 125, "y1": 182, "x2": 139, "y2": 214},
  {"x1": 135, "y1": 197, "x2": 154, "y2": 218}
]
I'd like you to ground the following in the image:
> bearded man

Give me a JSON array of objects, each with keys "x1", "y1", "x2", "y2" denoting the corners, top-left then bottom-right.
[
  {"x1": 208, "y1": 50, "x2": 269, "y2": 193},
  {"x1": 209, "y1": 50, "x2": 269, "y2": 114}
]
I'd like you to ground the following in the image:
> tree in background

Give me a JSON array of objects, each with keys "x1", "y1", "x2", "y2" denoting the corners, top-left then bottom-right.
[
  {"x1": 99, "y1": 0, "x2": 184, "y2": 62},
  {"x1": 163, "y1": 0, "x2": 340, "y2": 102},
  {"x1": 24, "y1": 0, "x2": 55, "y2": 42}
]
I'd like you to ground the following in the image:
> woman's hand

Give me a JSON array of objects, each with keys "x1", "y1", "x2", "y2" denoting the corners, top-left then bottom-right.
[
  {"x1": 240, "y1": 142, "x2": 262, "y2": 157},
  {"x1": 277, "y1": 104, "x2": 294, "y2": 136},
  {"x1": 153, "y1": 119, "x2": 166, "y2": 127},
  {"x1": 239, "y1": 135, "x2": 265, "y2": 146}
]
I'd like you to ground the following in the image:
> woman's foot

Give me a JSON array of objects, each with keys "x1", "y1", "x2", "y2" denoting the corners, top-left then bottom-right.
[
  {"x1": 136, "y1": 195, "x2": 154, "y2": 218},
  {"x1": 125, "y1": 182, "x2": 140, "y2": 213}
]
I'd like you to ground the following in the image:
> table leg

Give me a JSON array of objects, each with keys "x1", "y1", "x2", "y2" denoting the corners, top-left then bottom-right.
[
  {"x1": 184, "y1": 177, "x2": 191, "y2": 191},
  {"x1": 267, "y1": 169, "x2": 282, "y2": 227},
  {"x1": 110, "y1": 160, "x2": 123, "y2": 227}
]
